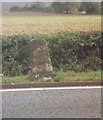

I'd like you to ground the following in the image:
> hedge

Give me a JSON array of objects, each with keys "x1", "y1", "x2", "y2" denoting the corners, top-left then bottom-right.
[{"x1": 2, "y1": 32, "x2": 102, "y2": 76}]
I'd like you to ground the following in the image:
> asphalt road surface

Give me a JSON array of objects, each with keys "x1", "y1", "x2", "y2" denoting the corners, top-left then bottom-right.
[{"x1": 2, "y1": 86, "x2": 102, "y2": 118}]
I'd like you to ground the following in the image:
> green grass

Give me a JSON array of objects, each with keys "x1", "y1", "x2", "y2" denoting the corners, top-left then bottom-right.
[
  {"x1": 54, "y1": 70, "x2": 102, "y2": 82},
  {"x1": 1, "y1": 70, "x2": 102, "y2": 84},
  {"x1": 2, "y1": 76, "x2": 30, "y2": 84},
  {"x1": 2, "y1": 14, "x2": 101, "y2": 35}
]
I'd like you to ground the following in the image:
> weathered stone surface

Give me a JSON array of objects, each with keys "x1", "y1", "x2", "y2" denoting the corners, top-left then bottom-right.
[{"x1": 29, "y1": 39, "x2": 53, "y2": 78}]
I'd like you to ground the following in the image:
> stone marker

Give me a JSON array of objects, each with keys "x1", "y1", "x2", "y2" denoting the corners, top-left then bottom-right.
[{"x1": 29, "y1": 39, "x2": 53, "y2": 78}]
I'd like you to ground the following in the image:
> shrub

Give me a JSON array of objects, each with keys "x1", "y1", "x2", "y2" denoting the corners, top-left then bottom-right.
[
  {"x1": 2, "y1": 35, "x2": 30, "y2": 76},
  {"x1": 45, "y1": 32, "x2": 101, "y2": 72},
  {"x1": 2, "y1": 32, "x2": 101, "y2": 76}
]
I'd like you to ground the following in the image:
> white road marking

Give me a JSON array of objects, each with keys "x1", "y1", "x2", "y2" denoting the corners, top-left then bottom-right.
[{"x1": 0, "y1": 86, "x2": 102, "y2": 92}]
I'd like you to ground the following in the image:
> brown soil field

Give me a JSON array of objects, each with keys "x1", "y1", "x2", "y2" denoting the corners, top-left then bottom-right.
[
  {"x1": 2, "y1": 11, "x2": 66, "y2": 16},
  {"x1": 1, "y1": 12, "x2": 101, "y2": 36}
]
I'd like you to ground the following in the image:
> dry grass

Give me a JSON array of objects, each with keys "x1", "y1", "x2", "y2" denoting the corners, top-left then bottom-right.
[{"x1": 2, "y1": 12, "x2": 101, "y2": 36}]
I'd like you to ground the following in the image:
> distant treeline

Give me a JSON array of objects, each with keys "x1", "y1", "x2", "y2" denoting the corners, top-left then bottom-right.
[{"x1": 10, "y1": 2, "x2": 101, "y2": 15}]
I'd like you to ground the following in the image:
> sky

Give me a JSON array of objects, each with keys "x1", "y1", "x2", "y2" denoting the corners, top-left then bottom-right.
[{"x1": 0, "y1": 0, "x2": 102, "y2": 2}]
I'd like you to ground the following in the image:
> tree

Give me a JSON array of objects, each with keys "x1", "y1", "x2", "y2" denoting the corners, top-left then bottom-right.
[
  {"x1": 51, "y1": 2, "x2": 80, "y2": 14},
  {"x1": 10, "y1": 6, "x2": 20, "y2": 12},
  {"x1": 80, "y1": 2, "x2": 101, "y2": 14},
  {"x1": 51, "y1": 2, "x2": 64, "y2": 13},
  {"x1": 101, "y1": 1, "x2": 103, "y2": 14},
  {"x1": 30, "y1": 2, "x2": 45, "y2": 11}
]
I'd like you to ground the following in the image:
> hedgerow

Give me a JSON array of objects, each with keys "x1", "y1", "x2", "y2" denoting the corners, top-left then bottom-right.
[{"x1": 2, "y1": 32, "x2": 102, "y2": 76}]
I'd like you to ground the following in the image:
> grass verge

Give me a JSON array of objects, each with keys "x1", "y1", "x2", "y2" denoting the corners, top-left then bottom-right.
[
  {"x1": 1, "y1": 70, "x2": 102, "y2": 84},
  {"x1": 54, "y1": 70, "x2": 102, "y2": 82}
]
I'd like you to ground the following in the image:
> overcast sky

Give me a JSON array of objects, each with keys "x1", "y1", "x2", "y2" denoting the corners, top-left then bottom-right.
[
  {"x1": 1, "y1": 0, "x2": 102, "y2": 2},
  {"x1": 1, "y1": 0, "x2": 35, "y2": 2}
]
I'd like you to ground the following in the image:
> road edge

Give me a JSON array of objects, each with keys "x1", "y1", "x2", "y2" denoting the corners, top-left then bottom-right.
[{"x1": 1, "y1": 81, "x2": 102, "y2": 89}]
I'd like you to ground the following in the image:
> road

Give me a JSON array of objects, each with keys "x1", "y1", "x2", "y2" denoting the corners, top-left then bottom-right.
[{"x1": 2, "y1": 86, "x2": 102, "y2": 118}]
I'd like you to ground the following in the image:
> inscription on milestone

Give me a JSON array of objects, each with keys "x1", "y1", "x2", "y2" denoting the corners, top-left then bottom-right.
[{"x1": 29, "y1": 39, "x2": 53, "y2": 77}]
